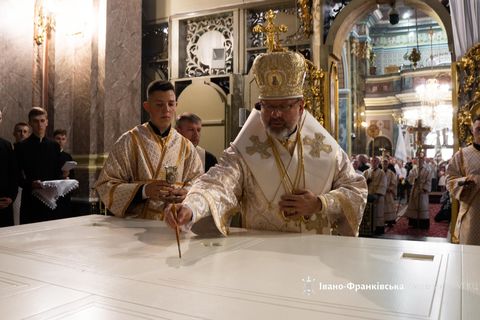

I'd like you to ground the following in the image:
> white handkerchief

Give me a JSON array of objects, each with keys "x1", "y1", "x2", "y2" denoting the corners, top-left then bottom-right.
[
  {"x1": 32, "y1": 179, "x2": 79, "y2": 210},
  {"x1": 62, "y1": 161, "x2": 77, "y2": 171}
]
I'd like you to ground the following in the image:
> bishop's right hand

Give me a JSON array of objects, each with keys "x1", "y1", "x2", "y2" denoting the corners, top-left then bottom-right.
[{"x1": 164, "y1": 204, "x2": 193, "y2": 230}]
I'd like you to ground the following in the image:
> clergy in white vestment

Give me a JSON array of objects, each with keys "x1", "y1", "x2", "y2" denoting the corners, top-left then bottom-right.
[
  {"x1": 382, "y1": 158, "x2": 397, "y2": 226},
  {"x1": 405, "y1": 157, "x2": 432, "y2": 229},
  {"x1": 446, "y1": 115, "x2": 480, "y2": 245},
  {"x1": 363, "y1": 156, "x2": 387, "y2": 234},
  {"x1": 95, "y1": 81, "x2": 203, "y2": 220},
  {"x1": 165, "y1": 50, "x2": 367, "y2": 236}
]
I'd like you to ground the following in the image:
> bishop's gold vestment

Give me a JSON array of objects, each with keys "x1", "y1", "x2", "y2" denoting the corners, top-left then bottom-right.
[
  {"x1": 184, "y1": 110, "x2": 367, "y2": 236},
  {"x1": 95, "y1": 123, "x2": 203, "y2": 220}
]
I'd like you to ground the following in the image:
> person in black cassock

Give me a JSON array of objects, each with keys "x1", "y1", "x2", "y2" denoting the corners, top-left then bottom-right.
[
  {"x1": 15, "y1": 107, "x2": 70, "y2": 224},
  {"x1": 54, "y1": 128, "x2": 76, "y2": 217},
  {"x1": 0, "y1": 110, "x2": 18, "y2": 227}
]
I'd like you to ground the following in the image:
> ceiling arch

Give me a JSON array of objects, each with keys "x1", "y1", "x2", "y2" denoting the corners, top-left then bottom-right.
[{"x1": 325, "y1": 0, "x2": 454, "y2": 60}]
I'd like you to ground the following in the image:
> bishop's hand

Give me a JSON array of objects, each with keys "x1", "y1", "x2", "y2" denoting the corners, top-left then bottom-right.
[
  {"x1": 279, "y1": 189, "x2": 322, "y2": 219},
  {"x1": 165, "y1": 204, "x2": 193, "y2": 229}
]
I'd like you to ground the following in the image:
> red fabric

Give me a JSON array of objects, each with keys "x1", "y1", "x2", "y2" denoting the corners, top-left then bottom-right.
[{"x1": 385, "y1": 204, "x2": 449, "y2": 238}]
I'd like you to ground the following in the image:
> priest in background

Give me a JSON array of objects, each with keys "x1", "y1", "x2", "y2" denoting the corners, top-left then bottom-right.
[
  {"x1": 382, "y1": 158, "x2": 398, "y2": 227},
  {"x1": 405, "y1": 156, "x2": 432, "y2": 229},
  {"x1": 95, "y1": 80, "x2": 203, "y2": 220},
  {"x1": 363, "y1": 156, "x2": 387, "y2": 234},
  {"x1": 176, "y1": 112, "x2": 218, "y2": 173},
  {"x1": 165, "y1": 50, "x2": 367, "y2": 236},
  {"x1": 446, "y1": 115, "x2": 480, "y2": 245}
]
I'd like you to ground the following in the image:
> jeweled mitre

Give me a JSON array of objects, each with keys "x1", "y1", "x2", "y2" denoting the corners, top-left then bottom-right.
[{"x1": 251, "y1": 51, "x2": 306, "y2": 100}]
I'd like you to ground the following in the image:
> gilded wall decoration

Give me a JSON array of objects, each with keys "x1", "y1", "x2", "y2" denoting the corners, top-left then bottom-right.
[
  {"x1": 455, "y1": 43, "x2": 480, "y2": 146},
  {"x1": 184, "y1": 14, "x2": 234, "y2": 77}
]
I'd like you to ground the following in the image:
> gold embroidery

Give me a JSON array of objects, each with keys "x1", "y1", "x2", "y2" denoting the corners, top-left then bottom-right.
[
  {"x1": 131, "y1": 130, "x2": 155, "y2": 177},
  {"x1": 268, "y1": 131, "x2": 307, "y2": 223},
  {"x1": 246, "y1": 135, "x2": 272, "y2": 159},
  {"x1": 303, "y1": 133, "x2": 332, "y2": 158}
]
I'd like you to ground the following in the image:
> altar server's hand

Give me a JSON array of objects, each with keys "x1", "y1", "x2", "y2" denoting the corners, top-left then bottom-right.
[
  {"x1": 145, "y1": 180, "x2": 174, "y2": 201},
  {"x1": 164, "y1": 204, "x2": 193, "y2": 229},
  {"x1": 0, "y1": 197, "x2": 13, "y2": 209},
  {"x1": 32, "y1": 180, "x2": 43, "y2": 189},
  {"x1": 166, "y1": 187, "x2": 188, "y2": 203},
  {"x1": 279, "y1": 189, "x2": 322, "y2": 219}
]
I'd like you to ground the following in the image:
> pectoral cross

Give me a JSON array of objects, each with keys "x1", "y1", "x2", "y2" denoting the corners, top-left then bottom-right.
[
  {"x1": 303, "y1": 133, "x2": 332, "y2": 158},
  {"x1": 407, "y1": 120, "x2": 431, "y2": 156},
  {"x1": 252, "y1": 9, "x2": 288, "y2": 52}
]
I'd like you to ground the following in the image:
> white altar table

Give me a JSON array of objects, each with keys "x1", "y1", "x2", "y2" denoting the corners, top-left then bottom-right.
[{"x1": 0, "y1": 215, "x2": 478, "y2": 319}]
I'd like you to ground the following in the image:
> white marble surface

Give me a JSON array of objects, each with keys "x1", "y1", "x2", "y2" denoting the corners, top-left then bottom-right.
[{"x1": 0, "y1": 215, "x2": 477, "y2": 319}]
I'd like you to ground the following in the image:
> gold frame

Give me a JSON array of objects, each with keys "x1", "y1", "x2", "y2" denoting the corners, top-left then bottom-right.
[
  {"x1": 326, "y1": 61, "x2": 339, "y2": 139},
  {"x1": 303, "y1": 60, "x2": 326, "y2": 125}
]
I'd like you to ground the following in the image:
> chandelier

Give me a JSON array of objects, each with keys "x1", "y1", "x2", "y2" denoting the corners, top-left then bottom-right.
[
  {"x1": 416, "y1": 78, "x2": 450, "y2": 107},
  {"x1": 414, "y1": 27, "x2": 451, "y2": 131}
]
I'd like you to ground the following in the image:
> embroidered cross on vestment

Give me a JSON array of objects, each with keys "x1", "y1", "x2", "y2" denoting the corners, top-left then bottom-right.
[
  {"x1": 246, "y1": 135, "x2": 271, "y2": 159},
  {"x1": 303, "y1": 133, "x2": 332, "y2": 158}
]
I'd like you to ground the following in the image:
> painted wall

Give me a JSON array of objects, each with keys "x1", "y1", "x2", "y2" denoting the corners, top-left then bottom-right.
[{"x1": 0, "y1": 0, "x2": 34, "y2": 140}]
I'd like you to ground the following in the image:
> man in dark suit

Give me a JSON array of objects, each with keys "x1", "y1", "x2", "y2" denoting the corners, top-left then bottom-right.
[
  {"x1": 176, "y1": 112, "x2": 217, "y2": 173},
  {"x1": 54, "y1": 128, "x2": 76, "y2": 217},
  {"x1": 15, "y1": 107, "x2": 69, "y2": 224},
  {"x1": 0, "y1": 110, "x2": 18, "y2": 227},
  {"x1": 53, "y1": 128, "x2": 75, "y2": 179}
]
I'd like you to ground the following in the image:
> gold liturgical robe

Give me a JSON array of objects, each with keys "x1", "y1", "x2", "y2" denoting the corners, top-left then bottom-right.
[
  {"x1": 95, "y1": 124, "x2": 203, "y2": 219},
  {"x1": 446, "y1": 145, "x2": 480, "y2": 245},
  {"x1": 363, "y1": 168, "x2": 387, "y2": 228},
  {"x1": 184, "y1": 110, "x2": 367, "y2": 236},
  {"x1": 405, "y1": 165, "x2": 432, "y2": 220},
  {"x1": 383, "y1": 169, "x2": 398, "y2": 222}
]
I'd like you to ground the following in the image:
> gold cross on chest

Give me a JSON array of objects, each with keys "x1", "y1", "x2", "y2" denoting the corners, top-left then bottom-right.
[
  {"x1": 246, "y1": 135, "x2": 272, "y2": 159},
  {"x1": 252, "y1": 9, "x2": 288, "y2": 52},
  {"x1": 303, "y1": 133, "x2": 332, "y2": 158}
]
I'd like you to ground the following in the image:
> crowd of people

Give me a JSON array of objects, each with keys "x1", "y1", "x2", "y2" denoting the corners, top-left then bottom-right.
[
  {"x1": 0, "y1": 108, "x2": 76, "y2": 227},
  {"x1": 351, "y1": 152, "x2": 452, "y2": 235}
]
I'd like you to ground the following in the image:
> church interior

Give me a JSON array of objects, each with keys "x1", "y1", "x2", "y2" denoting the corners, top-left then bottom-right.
[
  {"x1": 0, "y1": 0, "x2": 467, "y2": 239},
  {"x1": 1, "y1": 0, "x2": 480, "y2": 318}
]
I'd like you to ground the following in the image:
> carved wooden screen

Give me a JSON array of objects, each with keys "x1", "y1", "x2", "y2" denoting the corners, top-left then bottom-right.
[{"x1": 454, "y1": 43, "x2": 480, "y2": 147}]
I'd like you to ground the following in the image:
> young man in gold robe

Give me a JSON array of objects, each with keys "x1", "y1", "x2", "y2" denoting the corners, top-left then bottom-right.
[
  {"x1": 446, "y1": 115, "x2": 480, "y2": 245},
  {"x1": 95, "y1": 81, "x2": 203, "y2": 220},
  {"x1": 165, "y1": 50, "x2": 367, "y2": 236}
]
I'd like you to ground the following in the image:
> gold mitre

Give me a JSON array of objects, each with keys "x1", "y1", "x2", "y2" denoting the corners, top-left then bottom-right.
[{"x1": 251, "y1": 51, "x2": 306, "y2": 100}]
